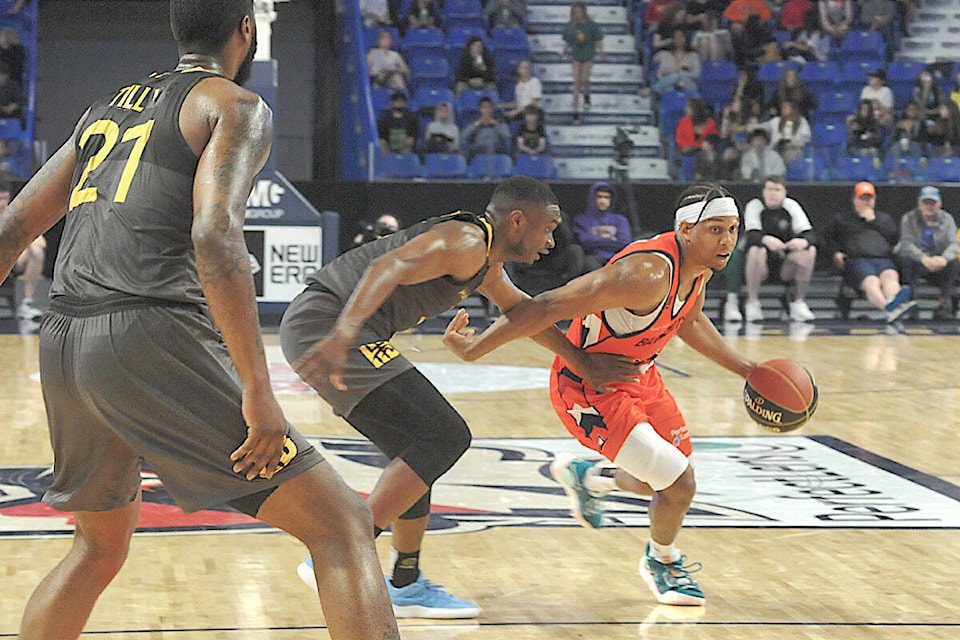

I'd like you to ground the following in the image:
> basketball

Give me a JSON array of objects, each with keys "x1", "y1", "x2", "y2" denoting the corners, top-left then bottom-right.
[{"x1": 743, "y1": 359, "x2": 818, "y2": 432}]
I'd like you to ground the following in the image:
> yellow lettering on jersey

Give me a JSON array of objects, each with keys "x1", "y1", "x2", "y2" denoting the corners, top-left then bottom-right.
[
  {"x1": 257, "y1": 436, "x2": 298, "y2": 479},
  {"x1": 358, "y1": 341, "x2": 401, "y2": 368}
]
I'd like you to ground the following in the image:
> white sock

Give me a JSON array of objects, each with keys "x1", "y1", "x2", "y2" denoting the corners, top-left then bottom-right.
[
  {"x1": 648, "y1": 539, "x2": 680, "y2": 563},
  {"x1": 726, "y1": 292, "x2": 738, "y2": 304},
  {"x1": 582, "y1": 463, "x2": 617, "y2": 494}
]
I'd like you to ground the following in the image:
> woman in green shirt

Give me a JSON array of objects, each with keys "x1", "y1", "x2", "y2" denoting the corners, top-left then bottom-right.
[{"x1": 563, "y1": 2, "x2": 605, "y2": 124}]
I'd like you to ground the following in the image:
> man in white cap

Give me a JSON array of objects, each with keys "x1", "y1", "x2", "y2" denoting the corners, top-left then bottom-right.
[
  {"x1": 895, "y1": 185, "x2": 959, "y2": 321},
  {"x1": 442, "y1": 183, "x2": 761, "y2": 607}
]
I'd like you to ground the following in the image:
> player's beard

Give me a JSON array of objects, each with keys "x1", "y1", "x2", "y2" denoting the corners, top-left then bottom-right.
[{"x1": 234, "y1": 30, "x2": 257, "y2": 86}]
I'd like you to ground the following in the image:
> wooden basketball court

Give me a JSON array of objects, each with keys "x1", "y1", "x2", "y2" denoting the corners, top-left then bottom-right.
[{"x1": 1, "y1": 321, "x2": 958, "y2": 639}]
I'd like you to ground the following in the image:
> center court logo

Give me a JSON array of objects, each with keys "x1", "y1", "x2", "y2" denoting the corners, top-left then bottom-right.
[{"x1": 1, "y1": 436, "x2": 958, "y2": 538}]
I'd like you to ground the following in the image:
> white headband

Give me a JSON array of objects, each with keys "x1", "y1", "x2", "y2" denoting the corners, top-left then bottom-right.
[{"x1": 674, "y1": 196, "x2": 739, "y2": 229}]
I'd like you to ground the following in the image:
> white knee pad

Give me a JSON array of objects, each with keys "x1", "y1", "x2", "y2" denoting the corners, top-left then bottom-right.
[{"x1": 613, "y1": 422, "x2": 689, "y2": 491}]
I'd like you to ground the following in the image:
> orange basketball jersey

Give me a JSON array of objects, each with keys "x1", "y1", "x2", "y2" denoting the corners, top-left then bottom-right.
[{"x1": 548, "y1": 231, "x2": 705, "y2": 458}]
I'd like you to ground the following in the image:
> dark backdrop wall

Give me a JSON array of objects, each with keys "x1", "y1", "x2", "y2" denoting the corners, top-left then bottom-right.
[{"x1": 35, "y1": 0, "x2": 321, "y2": 181}]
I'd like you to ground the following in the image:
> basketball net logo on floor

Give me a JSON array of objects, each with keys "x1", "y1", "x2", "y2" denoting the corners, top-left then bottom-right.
[{"x1": 1, "y1": 436, "x2": 959, "y2": 538}]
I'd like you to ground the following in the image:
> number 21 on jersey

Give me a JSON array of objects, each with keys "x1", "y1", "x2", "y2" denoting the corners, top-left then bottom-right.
[{"x1": 69, "y1": 118, "x2": 155, "y2": 211}]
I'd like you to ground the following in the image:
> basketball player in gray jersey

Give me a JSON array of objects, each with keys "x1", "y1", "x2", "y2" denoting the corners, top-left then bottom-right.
[
  {"x1": 0, "y1": 1, "x2": 399, "y2": 638},
  {"x1": 281, "y1": 176, "x2": 635, "y2": 618}
]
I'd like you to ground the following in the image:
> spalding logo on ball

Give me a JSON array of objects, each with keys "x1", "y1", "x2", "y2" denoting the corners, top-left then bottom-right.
[{"x1": 743, "y1": 359, "x2": 818, "y2": 433}]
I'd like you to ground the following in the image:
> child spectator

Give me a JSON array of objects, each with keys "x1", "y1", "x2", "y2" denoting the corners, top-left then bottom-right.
[
  {"x1": 768, "y1": 99, "x2": 811, "y2": 165},
  {"x1": 484, "y1": 0, "x2": 526, "y2": 30},
  {"x1": 377, "y1": 91, "x2": 419, "y2": 154},
  {"x1": 405, "y1": 0, "x2": 439, "y2": 30},
  {"x1": 845, "y1": 99, "x2": 885, "y2": 158},
  {"x1": 515, "y1": 105, "x2": 548, "y2": 156},
  {"x1": 674, "y1": 96, "x2": 718, "y2": 177},
  {"x1": 913, "y1": 69, "x2": 942, "y2": 127},
  {"x1": 367, "y1": 29, "x2": 410, "y2": 89},
  {"x1": 767, "y1": 66, "x2": 817, "y2": 119},
  {"x1": 925, "y1": 100, "x2": 960, "y2": 157},
  {"x1": 422, "y1": 101, "x2": 461, "y2": 153},
  {"x1": 651, "y1": 29, "x2": 701, "y2": 95},
  {"x1": 461, "y1": 96, "x2": 512, "y2": 161},
  {"x1": 861, "y1": 68, "x2": 895, "y2": 131},
  {"x1": 740, "y1": 127, "x2": 787, "y2": 182},
  {"x1": 500, "y1": 59, "x2": 543, "y2": 121}
]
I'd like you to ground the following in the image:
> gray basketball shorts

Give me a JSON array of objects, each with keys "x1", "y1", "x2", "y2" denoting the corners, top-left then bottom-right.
[
  {"x1": 39, "y1": 302, "x2": 324, "y2": 513},
  {"x1": 280, "y1": 287, "x2": 414, "y2": 417}
]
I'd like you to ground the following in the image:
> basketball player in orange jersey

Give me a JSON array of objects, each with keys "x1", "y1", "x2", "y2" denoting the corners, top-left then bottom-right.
[{"x1": 443, "y1": 183, "x2": 759, "y2": 606}]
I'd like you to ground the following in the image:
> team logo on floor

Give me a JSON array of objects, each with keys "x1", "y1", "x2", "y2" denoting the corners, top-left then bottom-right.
[{"x1": 1, "y1": 436, "x2": 958, "y2": 538}]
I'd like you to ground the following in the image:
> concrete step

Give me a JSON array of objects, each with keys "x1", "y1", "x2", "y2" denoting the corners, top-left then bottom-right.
[
  {"x1": 528, "y1": 33, "x2": 638, "y2": 64},
  {"x1": 540, "y1": 92, "x2": 652, "y2": 125},
  {"x1": 527, "y1": 4, "x2": 629, "y2": 34},
  {"x1": 534, "y1": 61, "x2": 644, "y2": 91},
  {"x1": 545, "y1": 124, "x2": 661, "y2": 157},
  {"x1": 552, "y1": 156, "x2": 670, "y2": 181}
]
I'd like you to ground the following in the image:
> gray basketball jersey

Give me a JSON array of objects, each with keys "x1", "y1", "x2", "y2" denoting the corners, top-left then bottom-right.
[
  {"x1": 307, "y1": 210, "x2": 494, "y2": 337},
  {"x1": 51, "y1": 67, "x2": 221, "y2": 307}
]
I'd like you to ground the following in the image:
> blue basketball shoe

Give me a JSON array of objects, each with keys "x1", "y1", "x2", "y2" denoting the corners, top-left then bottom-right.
[
  {"x1": 387, "y1": 572, "x2": 481, "y2": 619},
  {"x1": 550, "y1": 452, "x2": 606, "y2": 529},
  {"x1": 298, "y1": 556, "x2": 480, "y2": 619},
  {"x1": 639, "y1": 543, "x2": 705, "y2": 606}
]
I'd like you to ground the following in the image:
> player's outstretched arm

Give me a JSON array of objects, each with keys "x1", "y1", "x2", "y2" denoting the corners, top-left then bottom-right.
[
  {"x1": 676, "y1": 289, "x2": 757, "y2": 379},
  {"x1": 0, "y1": 139, "x2": 75, "y2": 279},
  {"x1": 295, "y1": 221, "x2": 489, "y2": 390}
]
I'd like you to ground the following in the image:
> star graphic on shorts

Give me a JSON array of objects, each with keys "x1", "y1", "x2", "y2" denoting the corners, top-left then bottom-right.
[{"x1": 566, "y1": 403, "x2": 606, "y2": 439}]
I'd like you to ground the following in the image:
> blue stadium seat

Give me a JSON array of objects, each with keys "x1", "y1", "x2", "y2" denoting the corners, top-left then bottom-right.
[
  {"x1": 444, "y1": 0, "x2": 482, "y2": 19},
  {"x1": 494, "y1": 50, "x2": 528, "y2": 84},
  {"x1": 371, "y1": 87, "x2": 403, "y2": 116},
  {"x1": 468, "y1": 153, "x2": 513, "y2": 179},
  {"x1": 409, "y1": 57, "x2": 451, "y2": 93},
  {"x1": 658, "y1": 90, "x2": 699, "y2": 138},
  {"x1": 444, "y1": 15, "x2": 487, "y2": 32},
  {"x1": 785, "y1": 156, "x2": 815, "y2": 182},
  {"x1": 699, "y1": 60, "x2": 738, "y2": 113},
  {"x1": 832, "y1": 155, "x2": 879, "y2": 182},
  {"x1": 378, "y1": 153, "x2": 422, "y2": 179},
  {"x1": 810, "y1": 123, "x2": 846, "y2": 177},
  {"x1": 883, "y1": 155, "x2": 922, "y2": 182},
  {"x1": 839, "y1": 30, "x2": 885, "y2": 68},
  {"x1": 514, "y1": 154, "x2": 557, "y2": 179},
  {"x1": 924, "y1": 156, "x2": 960, "y2": 182},
  {"x1": 490, "y1": 28, "x2": 530, "y2": 54},
  {"x1": 798, "y1": 61, "x2": 840, "y2": 101},
  {"x1": 757, "y1": 61, "x2": 800, "y2": 103},
  {"x1": 423, "y1": 153, "x2": 469, "y2": 178},
  {"x1": 401, "y1": 28, "x2": 445, "y2": 61},
  {"x1": 410, "y1": 87, "x2": 455, "y2": 115},
  {"x1": 812, "y1": 91, "x2": 858, "y2": 126},
  {"x1": 837, "y1": 61, "x2": 875, "y2": 95}
]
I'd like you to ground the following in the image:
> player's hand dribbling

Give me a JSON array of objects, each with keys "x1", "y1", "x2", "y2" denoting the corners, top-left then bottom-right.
[
  {"x1": 231, "y1": 387, "x2": 287, "y2": 480},
  {"x1": 294, "y1": 334, "x2": 350, "y2": 391},
  {"x1": 442, "y1": 308, "x2": 476, "y2": 360}
]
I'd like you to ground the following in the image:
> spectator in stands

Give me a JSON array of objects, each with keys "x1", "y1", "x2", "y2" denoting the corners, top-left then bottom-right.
[
  {"x1": 422, "y1": 101, "x2": 461, "y2": 153},
  {"x1": 925, "y1": 100, "x2": 960, "y2": 157},
  {"x1": 642, "y1": 0, "x2": 677, "y2": 31},
  {"x1": 500, "y1": 59, "x2": 542, "y2": 121},
  {"x1": 767, "y1": 99, "x2": 811, "y2": 165},
  {"x1": 740, "y1": 127, "x2": 787, "y2": 182},
  {"x1": 723, "y1": 0, "x2": 773, "y2": 25},
  {"x1": 359, "y1": 0, "x2": 393, "y2": 29},
  {"x1": 886, "y1": 101, "x2": 927, "y2": 171},
  {"x1": 367, "y1": 29, "x2": 410, "y2": 89},
  {"x1": 562, "y1": 2, "x2": 605, "y2": 125},
  {"x1": 741, "y1": 176, "x2": 818, "y2": 322},
  {"x1": 651, "y1": 29, "x2": 701, "y2": 95},
  {"x1": 377, "y1": 91, "x2": 419, "y2": 154},
  {"x1": 858, "y1": 0, "x2": 898, "y2": 59},
  {"x1": 731, "y1": 65, "x2": 766, "y2": 118},
  {"x1": 0, "y1": 26, "x2": 24, "y2": 84},
  {"x1": 505, "y1": 210, "x2": 586, "y2": 296},
  {"x1": 674, "y1": 96, "x2": 718, "y2": 177},
  {"x1": 690, "y1": 10, "x2": 734, "y2": 62},
  {"x1": 781, "y1": 8, "x2": 832, "y2": 64},
  {"x1": 818, "y1": 0, "x2": 855, "y2": 45},
  {"x1": 845, "y1": 99, "x2": 885, "y2": 159},
  {"x1": 515, "y1": 105, "x2": 548, "y2": 156},
  {"x1": 0, "y1": 62, "x2": 22, "y2": 123},
  {"x1": 719, "y1": 94, "x2": 760, "y2": 171},
  {"x1": 353, "y1": 213, "x2": 401, "y2": 247},
  {"x1": 913, "y1": 69, "x2": 943, "y2": 126},
  {"x1": 695, "y1": 133, "x2": 738, "y2": 180},
  {"x1": 767, "y1": 66, "x2": 817, "y2": 119},
  {"x1": 860, "y1": 68, "x2": 895, "y2": 131},
  {"x1": 406, "y1": 0, "x2": 439, "y2": 30},
  {"x1": 1, "y1": 178, "x2": 44, "y2": 322},
  {"x1": 824, "y1": 181, "x2": 917, "y2": 323},
  {"x1": 895, "y1": 186, "x2": 959, "y2": 320},
  {"x1": 572, "y1": 182, "x2": 632, "y2": 271},
  {"x1": 484, "y1": 0, "x2": 526, "y2": 30},
  {"x1": 652, "y1": 3, "x2": 694, "y2": 54},
  {"x1": 455, "y1": 36, "x2": 497, "y2": 98},
  {"x1": 461, "y1": 96, "x2": 512, "y2": 161},
  {"x1": 779, "y1": 0, "x2": 814, "y2": 31},
  {"x1": 730, "y1": 14, "x2": 780, "y2": 68}
]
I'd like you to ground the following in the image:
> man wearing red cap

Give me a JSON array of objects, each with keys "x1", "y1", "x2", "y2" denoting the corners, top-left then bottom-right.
[{"x1": 823, "y1": 181, "x2": 917, "y2": 322}]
